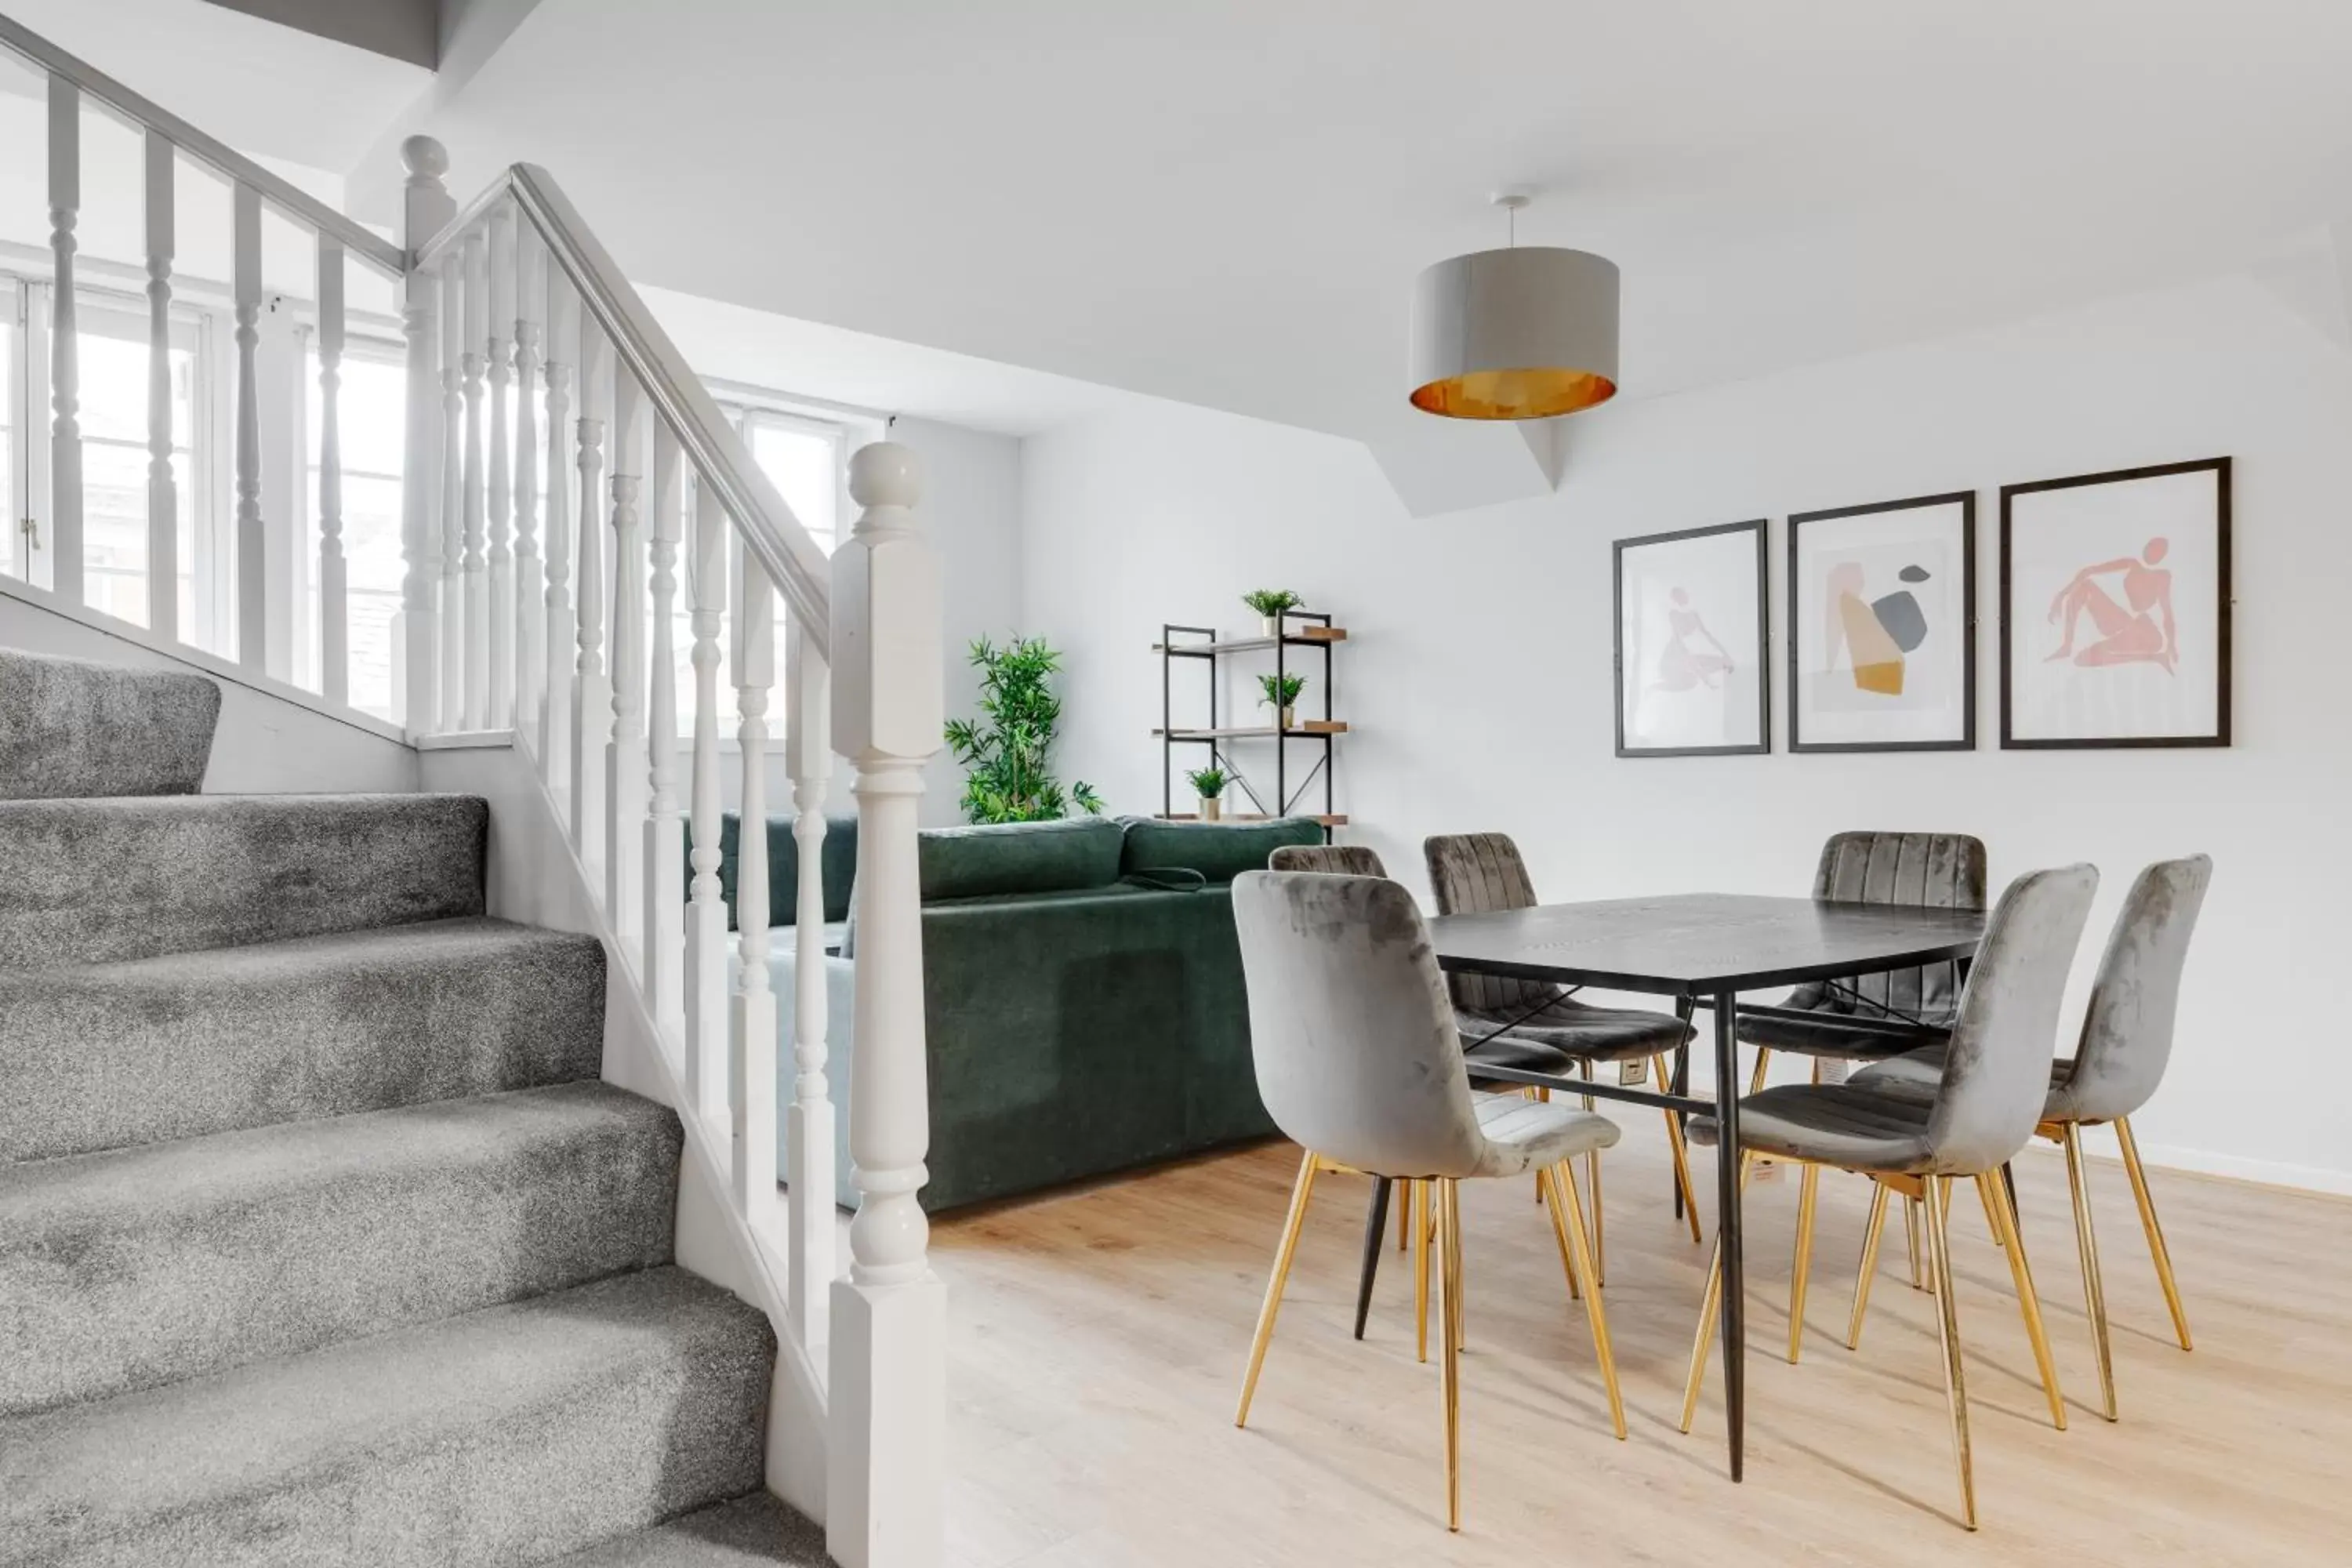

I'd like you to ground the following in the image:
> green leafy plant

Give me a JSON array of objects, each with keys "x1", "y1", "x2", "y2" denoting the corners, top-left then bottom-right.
[
  {"x1": 1185, "y1": 766, "x2": 1229, "y2": 800},
  {"x1": 1258, "y1": 671, "x2": 1306, "y2": 710},
  {"x1": 942, "y1": 635, "x2": 1104, "y2": 824},
  {"x1": 1241, "y1": 589, "x2": 1302, "y2": 617}
]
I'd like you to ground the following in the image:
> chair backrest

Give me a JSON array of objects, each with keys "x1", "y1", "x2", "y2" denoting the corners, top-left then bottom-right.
[
  {"x1": 1422, "y1": 833, "x2": 1558, "y2": 1015},
  {"x1": 2063, "y1": 855, "x2": 2212, "y2": 1124},
  {"x1": 1269, "y1": 843, "x2": 1388, "y2": 877},
  {"x1": 1924, "y1": 863, "x2": 2100, "y2": 1174},
  {"x1": 1231, "y1": 870, "x2": 1487, "y2": 1179},
  {"x1": 1798, "y1": 831, "x2": 1987, "y2": 1022}
]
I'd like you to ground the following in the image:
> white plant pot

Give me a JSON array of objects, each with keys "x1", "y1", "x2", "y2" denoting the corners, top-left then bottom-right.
[
  {"x1": 1260, "y1": 615, "x2": 1280, "y2": 637},
  {"x1": 1199, "y1": 796, "x2": 1223, "y2": 822}
]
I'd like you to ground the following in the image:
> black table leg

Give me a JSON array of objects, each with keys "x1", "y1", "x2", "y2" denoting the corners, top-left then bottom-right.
[
  {"x1": 1352, "y1": 1178, "x2": 1392, "y2": 1341},
  {"x1": 1671, "y1": 996, "x2": 1695, "y2": 1219},
  {"x1": 1713, "y1": 989, "x2": 1745, "y2": 1482}
]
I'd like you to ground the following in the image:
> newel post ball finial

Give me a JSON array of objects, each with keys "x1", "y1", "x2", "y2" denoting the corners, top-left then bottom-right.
[
  {"x1": 401, "y1": 135, "x2": 449, "y2": 184},
  {"x1": 848, "y1": 441, "x2": 923, "y2": 514}
]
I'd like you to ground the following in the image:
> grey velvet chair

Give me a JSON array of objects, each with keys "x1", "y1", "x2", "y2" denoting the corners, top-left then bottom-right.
[
  {"x1": 1423, "y1": 833, "x2": 1704, "y2": 1270},
  {"x1": 1229, "y1": 869, "x2": 1625, "y2": 1533},
  {"x1": 1851, "y1": 855, "x2": 2212, "y2": 1420},
  {"x1": 1678, "y1": 863, "x2": 2100, "y2": 1532}
]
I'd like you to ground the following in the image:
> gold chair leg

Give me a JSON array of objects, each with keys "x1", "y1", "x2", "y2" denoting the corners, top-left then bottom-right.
[
  {"x1": 1587, "y1": 1146, "x2": 1605, "y2": 1287},
  {"x1": 1905, "y1": 1195, "x2": 1924, "y2": 1289},
  {"x1": 1548, "y1": 1158, "x2": 1628, "y2": 1439},
  {"x1": 1655, "y1": 1054, "x2": 1704, "y2": 1244},
  {"x1": 1398, "y1": 1174, "x2": 1412, "y2": 1251},
  {"x1": 1438, "y1": 1178, "x2": 1465, "y2": 1531},
  {"x1": 1978, "y1": 1172, "x2": 2067, "y2": 1431},
  {"x1": 2062, "y1": 1124, "x2": 2118, "y2": 1421},
  {"x1": 1847, "y1": 1179, "x2": 1893, "y2": 1350},
  {"x1": 1788, "y1": 1162, "x2": 1820, "y2": 1363},
  {"x1": 1748, "y1": 1046, "x2": 1773, "y2": 1094},
  {"x1": 1236, "y1": 1148, "x2": 1319, "y2": 1428},
  {"x1": 1923, "y1": 1176, "x2": 1977, "y2": 1531},
  {"x1": 1415, "y1": 1178, "x2": 1432, "y2": 1363},
  {"x1": 1679, "y1": 1149, "x2": 1757, "y2": 1433},
  {"x1": 2115, "y1": 1117, "x2": 2194, "y2": 1351},
  {"x1": 1452, "y1": 1181, "x2": 1468, "y2": 1353}
]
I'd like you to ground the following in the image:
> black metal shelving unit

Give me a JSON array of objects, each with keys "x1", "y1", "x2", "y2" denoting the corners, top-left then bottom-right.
[{"x1": 1152, "y1": 608, "x2": 1346, "y2": 837}]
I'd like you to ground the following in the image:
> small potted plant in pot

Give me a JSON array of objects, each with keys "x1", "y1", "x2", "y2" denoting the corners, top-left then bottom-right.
[
  {"x1": 1186, "y1": 765, "x2": 1230, "y2": 822},
  {"x1": 1241, "y1": 589, "x2": 1301, "y2": 638},
  {"x1": 1259, "y1": 671, "x2": 1306, "y2": 731}
]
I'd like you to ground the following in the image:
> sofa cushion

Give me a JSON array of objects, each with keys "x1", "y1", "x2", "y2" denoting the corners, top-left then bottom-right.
[
  {"x1": 1116, "y1": 816, "x2": 1326, "y2": 884},
  {"x1": 917, "y1": 816, "x2": 1126, "y2": 901}
]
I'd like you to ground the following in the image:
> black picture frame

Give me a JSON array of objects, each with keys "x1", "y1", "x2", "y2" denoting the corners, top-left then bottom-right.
[
  {"x1": 1786, "y1": 491, "x2": 1977, "y2": 754},
  {"x1": 1999, "y1": 457, "x2": 2231, "y2": 750},
  {"x1": 1613, "y1": 518, "x2": 1770, "y2": 758}
]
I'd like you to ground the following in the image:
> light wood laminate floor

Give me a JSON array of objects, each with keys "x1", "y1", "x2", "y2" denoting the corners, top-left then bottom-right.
[{"x1": 932, "y1": 1128, "x2": 2352, "y2": 1566}]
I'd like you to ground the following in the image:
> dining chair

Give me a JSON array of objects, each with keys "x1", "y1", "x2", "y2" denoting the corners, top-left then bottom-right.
[
  {"x1": 1424, "y1": 833, "x2": 1704, "y2": 1273},
  {"x1": 1849, "y1": 855, "x2": 2212, "y2": 1419},
  {"x1": 1229, "y1": 869, "x2": 1626, "y2": 1532},
  {"x1": 1677, "y1": 862, "x2": 2100, "y2": 1530}
]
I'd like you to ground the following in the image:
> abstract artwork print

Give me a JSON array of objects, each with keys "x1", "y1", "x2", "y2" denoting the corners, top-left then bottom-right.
[
  {"x1": 1614, "y1": 520, "x2": 1769, "y2": 756},
  {"x1": 1790, "y1": 492, "x2": 1976, "y2": 751}
]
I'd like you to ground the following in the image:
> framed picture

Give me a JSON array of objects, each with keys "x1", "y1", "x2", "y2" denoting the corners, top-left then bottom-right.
[
  {"x1": 1788, "y1": 491, "x2": 1976, "y2": 753},
  {"x1": 2000, "y1": 458, "x2": 2230, "y2": 749},
  {"x1": 1613, "y1": 520, "x2": 1769, "y2": 757}
]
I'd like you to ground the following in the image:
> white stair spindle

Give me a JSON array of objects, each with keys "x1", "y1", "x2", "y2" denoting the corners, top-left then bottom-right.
[
  {"x1": 47, "y1": 76, "x2": 82, "y2": 603},
  {"x1": 437, "y1": 253, "x2": 466, "y2": 728},
  {"x1": 143, "y1": 130, "x2": 175, "y2": 639},
  {"x1": 643, "y1": 422, "x2": 685, "y2": 1041},
  {"x1": 731, "y1": 536, "x2": 779, "y2": 1234},
  {"x1": 787, "y1": 620, "x2": 835, "y2": 1355},
  {"x1": 460, "y1": 228, "x2": 489, "y2": 728},
  {"x1": 232, "y1": 183, "x2": 265, "y2": 671},
  {"x1": 827, "y1": 443, "x2": 946, "y2": 1568},
  {"x1": 540, "y1": 267, "x2": 574, "y2": 787},
  {"x1": 398, "y1": 137, "x2": 453, "y2": 733},
  {"x1": 605, "y1": 371, "x2": 647, "y2": 946},
  {"x1": 315, "y1": 234, "x2": 347, "y2": 707},
  {"x1": 684, "y1": 472, "x2": 729, "y2": 1123},
  {"x1": 486, "y1": 205, "x2": 515, "y2": 728},
  {"x1": 512, "y1": 222, "x2": 543, "y2": 742},
  {"x1": 571, "y1": 327, "x2": 610, "y2": 871}
]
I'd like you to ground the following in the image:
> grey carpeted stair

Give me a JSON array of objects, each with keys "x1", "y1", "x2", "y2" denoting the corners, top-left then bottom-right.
[
  {"x1": 0, "y1": 917, "x2": 606, "y2": 1163},
  {"x1": 2, "y1": 1081, "x2": 685, "y2": 1416},
  {"x1": 539, "y1": 1493, "x2": 832, "y2": 1566},
  {"x1": 0, "y1": 792, "x2": 488, "y2": 968},
  {"x1": 0, "y1": 1266, "x2": 776, "y2": 1568},
  {"x1": 1, "y1": 646, "x2": 809, "y2": 1566},
  {"x1": 0, "y1": 648, "x2": 220, "y2": 799}
]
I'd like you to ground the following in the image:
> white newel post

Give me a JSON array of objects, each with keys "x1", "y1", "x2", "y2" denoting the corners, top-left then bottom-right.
[
  {"x1": 643, "y1": 423, "x2": 685, "y2": 1041},
  {"x1": 827, "y1": 442, "x2": 945, "y2": 1568},
  {"x1": 730, "y1": 539, "x2": 780, "y2": 1236},
  {"x1": 683, "y1": 477, "x2": 728, "y2": 1123},
  {"x1": 787, "y1": 619, "x2": 835, "y2": 1356},
  {"x1": 398, "y1": 137, "x2": 452, "y2": 733}
]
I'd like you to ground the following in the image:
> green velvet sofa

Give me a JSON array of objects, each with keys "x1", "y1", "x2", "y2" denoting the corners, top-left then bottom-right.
[{"x1": 713, "y1": 812, "x2": 1323, "y2": 1210}]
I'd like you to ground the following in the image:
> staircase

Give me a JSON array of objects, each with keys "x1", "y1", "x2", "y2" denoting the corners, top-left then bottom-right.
[{"x1": 0, "y1": 649, "x2": 821, "y2": 1566}]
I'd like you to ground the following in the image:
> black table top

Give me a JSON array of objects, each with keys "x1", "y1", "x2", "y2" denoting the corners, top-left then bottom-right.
[{"x1": 1428, "y1": 892, "x2": 1987, "y2": 995}]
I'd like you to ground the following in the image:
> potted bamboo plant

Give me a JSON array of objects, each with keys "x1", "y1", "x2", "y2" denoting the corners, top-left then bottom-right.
[
  {"x1": 1259, "y1": 671, "x2": 1306, "y2": 731},
  {"x1": 1241, "y1": 589, "x2": 1301, "y2": 638},
  {"x1": 1185, "y1": 765, "x2": 1230, "y2": 822}
]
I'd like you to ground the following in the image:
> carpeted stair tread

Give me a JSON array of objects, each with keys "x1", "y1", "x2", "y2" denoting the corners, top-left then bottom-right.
[
  {"x1": 0, "y1": 648, "x2": 220, "y2": 800},
  {"x1": 0, "y1": 916, "x2": 605, "y2": 1163},
  {"x1": 1, "y1": 1081, "x2": 683, "y2": 1417},
  {"x1": 535, "y1": 1493, "x2": 832, "y2": 1566},
  {"x1": 0, "y1": 792, "x2": 487, "y2": 969},
  {"x1": 0, "y1": 1265, "x2": 775, "y2": 1568}
]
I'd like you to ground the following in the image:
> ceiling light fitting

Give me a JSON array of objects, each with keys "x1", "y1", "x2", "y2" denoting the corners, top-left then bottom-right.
[{"x1": 1408, "y1": 187, "x2": 1620, "y2": 421}]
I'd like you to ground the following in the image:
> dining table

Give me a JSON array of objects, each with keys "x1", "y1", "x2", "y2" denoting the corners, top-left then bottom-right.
[{"x1": 1425, "y1": 891, "x2": 1987, "y2": 1482}]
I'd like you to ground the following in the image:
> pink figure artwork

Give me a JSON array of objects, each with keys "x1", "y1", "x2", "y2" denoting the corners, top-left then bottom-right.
[
  {"x1": 2045, "y1": 536, "x2": 2176, "y2": 672},
  {"x1": 1654, "y1": 586, "x2": 1734, "y2": 691}
]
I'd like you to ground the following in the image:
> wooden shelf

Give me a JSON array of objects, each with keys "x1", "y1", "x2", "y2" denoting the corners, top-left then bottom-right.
[
  {"x1": 1156, "y1": 813, "x2": 1350, "y2": 827},
  {"x1": 1152, "y1": 627, "x2": 1348, "y2": 657},
  {"x1": 1152, "y1": 721, "x2": 1348, "y2": 740}
]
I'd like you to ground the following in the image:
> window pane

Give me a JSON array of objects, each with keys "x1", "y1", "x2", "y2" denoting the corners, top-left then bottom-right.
[
  {"x1": 749, "y1": 422, "x2": 837, "y2": 550},
  {"x1": 306, "y1": 351, "x2": 407, "y2": 717},
  {"x1": 1, "y1": 311, "x2": 13, "y2": 579},
  {"x1": 67, "y1": 328, "x2": 197, "y2": 627}
]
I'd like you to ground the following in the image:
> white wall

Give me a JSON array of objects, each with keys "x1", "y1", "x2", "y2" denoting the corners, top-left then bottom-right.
[{"x1": 1019, "y1": 237, "x2": 2352, "y2": 1194}]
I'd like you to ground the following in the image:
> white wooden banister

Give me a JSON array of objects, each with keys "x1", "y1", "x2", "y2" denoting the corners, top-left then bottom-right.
[
  {"x1": 541, "y1": 262, "x2": 576, "y2": 788},
  {"x1": 143, "y1": 130, "x2": 176, "y2": 641},
  {"x1": 317, "y1": 234, "x2": 348, "y2": 708},
  {"x1": 399, "y1": 137, "x2": 455, "y2": 733},
  {"x1": 437, "y1": 252, "x2": 468, "y2": 730},
  {"x1": 514, "y1": 222, "x2": 545, "y2": 743},
  {"x1": 731, "y1": 533, "x2": 780, "y2": 1236},
  {"x1": 684, "y1": 480, "x2": 730, "y2": 1125},
  {"x1": 232, "y1": 183, "x2": 265, "y2": 672},
  {"x1": 487, "y1": 205, "x2": 516, "y2": 730},
  {"x1": 644, "y1": 423, "x2": 686, "y2": 1039},
  {"x1": 786, "y1": 620, "x2": 835, "y2": 1356},
  {"x1": 572, "y1": 321, "x2": 611, "y2": 871},
  {"x1": 460, "y1": 229, "x2": 491, "y2": 728},
  {"x1": 47, "y1": 76, "x2": 82, "y2": 603},
  {"x1": 605, "y1": 369, "x2": 648, "y2": 948}
]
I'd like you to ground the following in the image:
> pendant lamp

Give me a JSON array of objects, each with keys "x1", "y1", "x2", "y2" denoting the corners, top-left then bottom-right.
[{"x1": 1408, "y1": 191, "x2": 1620, "y2": 420}]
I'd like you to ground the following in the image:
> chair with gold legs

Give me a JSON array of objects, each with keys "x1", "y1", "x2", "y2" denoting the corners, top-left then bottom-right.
[
  {"x1": 1229, "y1": 869, "x2": 1626, "y2": 1532},
  {"x1": 1677, "y1": 863, "x2": 2100, "y2": 1530},
  {"x1": 1850, "y1": 855, "x2": 2212, "y2": 1419}
]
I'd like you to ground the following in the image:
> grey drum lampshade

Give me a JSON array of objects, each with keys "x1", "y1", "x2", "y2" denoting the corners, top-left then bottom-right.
[{"x1": 1407, "y1": 245, "x2": 1621, "y2": 420}]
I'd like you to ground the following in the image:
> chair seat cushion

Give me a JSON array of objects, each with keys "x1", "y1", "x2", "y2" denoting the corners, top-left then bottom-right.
[
  {"x1": 1471, "y1": 1093, "x2": 1620, "y2": 1177},
  {"x1": 1461, "y1": 1029, "x2": 1579, "y2": 1080},
  {"x1": 1689, "y1": 1083, "x2": 1936, "y2": 1174},
  {"x1": 1736, "y1": 1005, "x2": 1952, "y2": 1062},
  {"x1": 1457, "y1": 998, "x2": 1690, "y2": 1065},
  {"x1": 1851, "y1": 1048, "x2": 2088, "y2": 1122}
]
